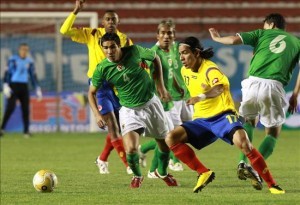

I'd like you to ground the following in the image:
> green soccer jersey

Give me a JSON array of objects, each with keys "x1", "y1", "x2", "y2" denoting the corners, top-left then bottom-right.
[
  {"x1": 92, "y1": 45, "x2": 156, "y2": 108},
  {"x1": 151, "y1": 44, "x2": 174, "y2": 111},
  {"x1": 239, "y1": 29, "x2": 300, "y2": 86}
]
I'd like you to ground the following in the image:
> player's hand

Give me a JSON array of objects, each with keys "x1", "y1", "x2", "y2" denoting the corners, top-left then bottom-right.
[
  {"x1": 95, "y1": 115, "x2": 106, "y2": 129},
  {"x1": 287, "y1": 93, "x2": 298, "y2": 114},
  {"x1": 3, "y1": 83, "x2": 12, "y2": 98},
  {"x1": 74, "y1": 0, "x2": 85, "y2": 13},
  {"x1": 158, "y1": 87, "x2": 172, "y2": 102},
  {"x1": 208, "y1": 28, "x2": 220, "y2": 40},
  {"x1": 186, "y1": 96, "x2": 202, "y2": 105},
  {"x1": 36, "y1": 86, "x2": 43, "y2": 101}
]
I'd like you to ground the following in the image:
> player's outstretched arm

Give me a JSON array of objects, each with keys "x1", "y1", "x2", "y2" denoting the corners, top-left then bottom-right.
[
  {"x1": 60, "y1": 0, "x2": 86, "y2": 35},
  {"x1": 208, "y1": 28, "x2": 242, "y2": 45}
]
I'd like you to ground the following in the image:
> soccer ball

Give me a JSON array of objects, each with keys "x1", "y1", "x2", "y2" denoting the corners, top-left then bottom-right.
[{"x1": 32, "y1": 169, "x2": 58, "y2": 192}]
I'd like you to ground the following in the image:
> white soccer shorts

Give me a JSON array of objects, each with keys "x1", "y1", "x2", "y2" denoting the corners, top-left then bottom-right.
[
  {"x1": 119, "y1": 95, "x2": 168, "y2": 139},
  {"x1": 239, "y1": 76, "x2": 287, "y2": 128},
  {"x1": 169, "y1": 100, "x2": 194, "y2": 127}
]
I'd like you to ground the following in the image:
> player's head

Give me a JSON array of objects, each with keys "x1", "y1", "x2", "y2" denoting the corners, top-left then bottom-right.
[
  {"x1": 156, "y1": 19, "x2": 176, "y2": 50},
  {"x1": 18, "y1": 43, "x2": 29, "y2": 59},
  {"x1": 102, "y1": 10, "x2": 120, "y2": 33},
  {"x1": 179, "y1": 37, "x2": 214, "y2": 71},
  {"x1": 99, "y1": 33, "x2": 121, "y2": 62},
  {"x1": 263, "y1": 13, "x2": 286, "y2": 30}
]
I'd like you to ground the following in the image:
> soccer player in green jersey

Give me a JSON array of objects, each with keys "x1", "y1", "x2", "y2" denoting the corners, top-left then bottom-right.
[
  {"x1": 60, "y1": 0, "x2": 132, "y2": 175},
  {"x1": 139, "y1": 20, "x2": 190, "y2": 177},
  {"x1": 209, "y1": 13, "x2": 300, "y2": 184},
  {"x1": 88, "y1": 32, "x2": 179, "y2": 188}
]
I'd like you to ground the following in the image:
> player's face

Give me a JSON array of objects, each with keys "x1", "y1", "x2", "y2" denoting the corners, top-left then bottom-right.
[
  {"x1": 102, "y1": 40, "x2": 121, "y2": 62},
  {"x1": 157, "y1": 26, "x2": 175, "y2": 51},
  {"x1": 18, "y1": 45, "x2": 29, "y2": 59},
  {"x1": 263, "y1": 22, "x2": 274, "y2": 30},
  {"x1": 179, "y1": 44, "x2": 197, "y2": 69},
  {"x1": 102, "y1": 12, "x2": 119, "y2": 33}
]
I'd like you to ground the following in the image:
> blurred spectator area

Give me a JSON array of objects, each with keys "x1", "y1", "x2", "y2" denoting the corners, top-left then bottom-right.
[{"x1": 1, "y1": 0, "x2": 299, "y2": 42}]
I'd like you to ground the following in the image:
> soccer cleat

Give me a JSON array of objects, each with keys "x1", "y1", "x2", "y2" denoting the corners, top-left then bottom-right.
[
  {"x1": 154, "y1": 169, "x2": 179, "y2": 186},
  {"x1": 126, "y1": 166, "x2": 133, "y2": 175},
  {"x1": 130, "y1": 176, "x2": 144, "y2": 188},
  {"x1": 237, "y1": 162, "x2": 263, "y2": 190},
  {"x1": 269, "y1": 185, "x2": 285, "y2": 194},
  {"x1": 147, "y1": 171, "x2": 158, "y2": 179},
  {"x1": 95, "y1": 158, "x2": 109, "y2": 174},
  {"x1": 169, "y1": 162, "x2": 184, "y2": 171},
  {"x1": 193, "y1": 170, "x2": 215, "y2": 193},
  {"x1": 138, "y1": 145, "x2": 147, "y2": 168}
]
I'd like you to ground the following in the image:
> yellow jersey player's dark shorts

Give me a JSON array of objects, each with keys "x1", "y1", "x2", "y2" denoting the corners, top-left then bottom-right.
[{"x1": 181, "y1": 111, "x2": 244, "y2": 150}]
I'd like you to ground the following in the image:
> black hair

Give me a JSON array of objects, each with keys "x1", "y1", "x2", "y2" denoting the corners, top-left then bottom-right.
[
  {"x1": 180, "y1": 36, "x2": 214, "y2": 59},
  {"x1": 99, "y1": 32, "x2": 121, "y2": 46},
  {"x1": 263, "y1": 13, "x2": 286, "y2": 30}
]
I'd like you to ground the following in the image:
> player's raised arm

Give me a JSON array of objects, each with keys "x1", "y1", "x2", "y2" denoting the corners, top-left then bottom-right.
[{"x1": 60, "y1": 0, "x2": 86, "y2": 35}]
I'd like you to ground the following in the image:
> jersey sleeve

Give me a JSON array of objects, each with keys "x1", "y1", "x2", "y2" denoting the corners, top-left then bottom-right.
[
  {"x1": 135, "y1": 45, "x2": 156, "y2": 61},
  {"x1": 60, "y1": 12, "x2": 92, "y2": 44},
  {"x1": 238, "y1": 29, "x2": 262, "y2": 47},
  {"x1": 206, "y1": 68, "x2": 227, "y2": 87}
]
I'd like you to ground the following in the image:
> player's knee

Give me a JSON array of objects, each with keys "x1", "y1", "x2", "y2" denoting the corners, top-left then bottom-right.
[{"x1": 165, "y1": 131, "x2": 175, "y2": 147}]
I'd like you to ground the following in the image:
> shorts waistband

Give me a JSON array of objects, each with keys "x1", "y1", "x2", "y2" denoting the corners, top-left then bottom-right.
[{"x1": 249, "y1": 76, "x2": 283, "y2": 87}]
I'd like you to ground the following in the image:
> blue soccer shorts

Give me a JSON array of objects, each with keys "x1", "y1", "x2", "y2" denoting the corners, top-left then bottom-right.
[
  {"x1": 181, "y1": 111, "x2": 244, "y2": 150},
  {"x1": 88, "y1": 79, "x2": 121, "y2": 115}
]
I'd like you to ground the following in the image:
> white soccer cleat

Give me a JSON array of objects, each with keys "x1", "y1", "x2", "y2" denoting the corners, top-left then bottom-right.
[
  {"x1": 147, "y1": 171, "x2": 158, "y2": 179},
  {"x1": 172, "y1": 163, "x2": 184, "y2": 171},
  {"x1": 95, "y1": 158, "x2": 109, "y2": 174},
  {"x1": 126, "y1": 166, "x2": 133, "y2": 175}
]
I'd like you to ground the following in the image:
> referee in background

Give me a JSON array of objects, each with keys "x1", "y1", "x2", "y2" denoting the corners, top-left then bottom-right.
[{"x1": 1, "y1": 43, "x2": 42, "y2": 138}]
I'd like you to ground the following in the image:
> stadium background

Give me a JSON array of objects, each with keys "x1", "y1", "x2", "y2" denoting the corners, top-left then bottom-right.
[{"x1": 0, "y1": 0, "x2": 299, "y2": 133}]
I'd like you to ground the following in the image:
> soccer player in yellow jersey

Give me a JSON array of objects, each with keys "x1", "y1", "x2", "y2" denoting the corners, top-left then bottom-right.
[
  {"x1": 60, "y1": 0, "x2": 132, "y2": 175},
  {"x1": 165, "y1": 36, "x2": 285, "y2": 194}
]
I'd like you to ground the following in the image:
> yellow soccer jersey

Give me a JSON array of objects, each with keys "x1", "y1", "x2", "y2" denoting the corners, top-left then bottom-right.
[
  {"x1": 60, "y1": 13, "x2": 133, "y2": 78},
  {"x1": 181, "y1": 59, "x2": 236, "y2": 119}
]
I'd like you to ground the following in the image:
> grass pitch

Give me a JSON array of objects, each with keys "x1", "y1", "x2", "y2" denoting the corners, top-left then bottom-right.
[{"x1": 1, "y1": 130, "x2": 299, "y2": 205}]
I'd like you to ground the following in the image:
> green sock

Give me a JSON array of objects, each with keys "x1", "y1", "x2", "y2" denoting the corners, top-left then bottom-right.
[
  {"x1": 258, "y1": 135, "x2": 277, "y2": 160},
  {"x1": 170, "y1": 151, "x2": 180, "y2": 163},
  {"x1": 140, "y1": 140, "x2": 157, "y2": 154},
  {"x1": 126, "y1": 153, "x2": 142, "y2": 176},
  {"x1": 239, "y1": 122, "x2": 254, "y2": 163},
  {"x1": 149, "y1": 146, "x2": 159, "y2": 172},
  {"x1": 157, "y1": 148, "x2": 170, "y2": 176}
]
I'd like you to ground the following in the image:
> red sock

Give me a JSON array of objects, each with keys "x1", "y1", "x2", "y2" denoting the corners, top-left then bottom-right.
[
  {"x1": 99, "y1": 134, "x2": 114, "y2": 161},
  {"x1": 111, "y1": 137, "x2": 128, "y2": 167},
  {"x1": 170, "y1": 143, "x2": 209, "y2": 174},
  {"x1": 247, "y1": 148, "x2": 276, "y2": 187}
]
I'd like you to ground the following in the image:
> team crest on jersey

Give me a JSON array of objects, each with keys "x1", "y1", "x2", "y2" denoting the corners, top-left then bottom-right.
[
  {"x1": 212, "y1": 78, "x2": 219, "y2": 85},
  {"x1": 139, "y1": 61, "x2": 148, "y2": 69},
  {"x1": 117, "y1": 64, "x2": 124, "y2": 71},
  {"x1": 191, "y1": 75, "x2": 197, "y2": 79},
  {"x1": 98, "y1": 105, "x2": 102, "y2": 111}
]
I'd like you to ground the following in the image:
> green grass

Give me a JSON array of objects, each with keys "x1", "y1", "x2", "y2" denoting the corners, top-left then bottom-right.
[{"x1": 1, "y1": 130, "x2": 300, "y2": 205}]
